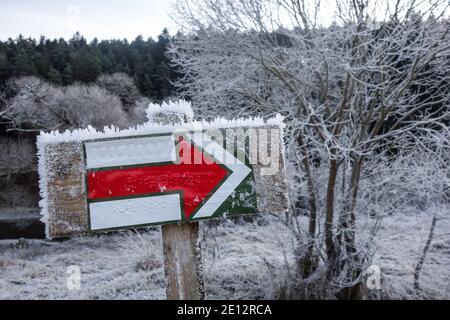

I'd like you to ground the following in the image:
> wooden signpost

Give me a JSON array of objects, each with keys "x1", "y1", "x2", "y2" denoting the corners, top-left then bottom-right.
[
  {"x1": 158, "y1": 111, "x2": 204, "y2": 300},
  {"x1": 37, "y1": 106, "x2": 289, "y2": 300}
]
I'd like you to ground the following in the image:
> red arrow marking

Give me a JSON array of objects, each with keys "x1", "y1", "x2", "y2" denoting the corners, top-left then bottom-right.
[{"x1": 87, "y1": 137, "x2": 229, "y2": 220}]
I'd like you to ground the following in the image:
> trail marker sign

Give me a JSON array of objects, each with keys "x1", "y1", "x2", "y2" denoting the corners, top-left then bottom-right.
[
  {"x1": 85, "y1": 132, "x2": 254, "y2": 231},
  {"x1": 38, "y1": 117, "x2": 289, "y2": 240}
]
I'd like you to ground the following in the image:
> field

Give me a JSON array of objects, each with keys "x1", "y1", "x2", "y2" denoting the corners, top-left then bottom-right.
[{"x1": 1, "y1": 210, "x2": 449, "y2": 300}]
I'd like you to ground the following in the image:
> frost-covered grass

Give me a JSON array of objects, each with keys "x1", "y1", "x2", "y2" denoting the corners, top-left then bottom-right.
[
  {"x1": 0, "y1": 215, "x2": 295, "y2": 300},
  {"x1": 0, "y1": 210, "x2": 449, "y2": 300},
  {"x1": 372, "y1": 205, "x2": 450, "y2": 299}
]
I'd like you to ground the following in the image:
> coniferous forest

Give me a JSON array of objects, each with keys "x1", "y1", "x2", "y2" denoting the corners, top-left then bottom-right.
[{"x1": 0, "y1": 29, "x2": 177, "y2": 100}]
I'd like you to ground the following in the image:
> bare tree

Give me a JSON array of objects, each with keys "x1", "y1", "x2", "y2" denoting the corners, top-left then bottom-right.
[
  {"x1": 0, "y1": 76, "x2": 130, "y2": 131},
  {"x1": 0, "y1": 137, "x2": 35, "y2": 175},
  {"x1": 58, "y1": 83, "x2": 129, "y2": 129},
  {"x1": 170, "y1": 0, "x2": 450, "y2": 298},
  {"x1": 0, "y1": 76, "x2": 64, "y2": 131},
  {"x1": 96, "y1": 73, "x2": 142, "y2": 111}
]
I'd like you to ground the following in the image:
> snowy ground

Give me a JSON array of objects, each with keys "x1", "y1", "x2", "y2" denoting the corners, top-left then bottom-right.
[
  {"x1": 372, "y1": 206, "x2": 450, "y2": 299},
  {"x1": 0, "y1": 210, "x2": 449, "y2": 300},
  {"x1": 0, "y1": 215, "x2": 295, "y2": 300}
]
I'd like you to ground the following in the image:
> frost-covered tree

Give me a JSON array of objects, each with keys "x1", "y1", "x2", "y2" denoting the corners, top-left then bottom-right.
[
  {"x1": 0, "y1": 137, "x2": 35, "y2": 175},
  {"x1": 96, "y1": 73, "x2": 142, "y2": 111},
  {"x1": 0, "y1": 76, "x2": 63, "y2": 131},
  {"x1": 170, "y1": 0, "x2": 450, "y2": 298},
  {"x1": 130, "y1": 97, "x2": 152, "y2": 124},
  {"x1": 57, "y1": 83, "x2": 129, "y2": 129},
  {"x1": 0, "y1": 76, "x2": 129, "y2": 131}
]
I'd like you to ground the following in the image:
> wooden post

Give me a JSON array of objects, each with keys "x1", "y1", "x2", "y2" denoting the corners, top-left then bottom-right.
[
  {"x1": 162, "y1": 222, "x2": 204, "y2": 300},
  {"x1": 152, "y1": 111, "x2": 205, "y2": 300}
]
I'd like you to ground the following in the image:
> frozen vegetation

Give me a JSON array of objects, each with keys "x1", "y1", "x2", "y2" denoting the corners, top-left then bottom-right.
[
  {"x1": 0, "y1": 216, "x2": 292, "y2": 300},
  {"x1": 0, "y1": 211, "x2": 449, "y2": 300}
]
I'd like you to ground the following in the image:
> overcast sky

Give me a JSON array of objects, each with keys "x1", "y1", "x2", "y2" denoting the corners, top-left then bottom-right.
[{"x1": 0, "y1": 0, "x2": 177, "y2": 41}]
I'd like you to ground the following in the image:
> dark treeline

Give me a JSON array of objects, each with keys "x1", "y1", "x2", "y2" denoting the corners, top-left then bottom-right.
[{"x1": 0, "y1": 29, "x2": 177, "y2": 101}]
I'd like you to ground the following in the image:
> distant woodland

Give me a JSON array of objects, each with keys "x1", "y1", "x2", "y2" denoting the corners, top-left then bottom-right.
[{"x1": 0, "y1": 29, "x2": 177, "y2": 100}]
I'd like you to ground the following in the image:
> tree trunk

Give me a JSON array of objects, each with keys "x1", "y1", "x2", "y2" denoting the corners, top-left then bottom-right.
[
  {"x1": 338, "y1": 282, "x2": 368, "y2": 300},
  {"x1": 325, "y1": 157, "x2": 338, "y2": 265},
  {"x1": 414, "y1": 214, "x2": 437, "y2": 290},
  {"x1": 338, "y1": 156, "x2": 366, "y2": 299},
  {"x1": 297, "y1": 135, "x2": 318, "y2": 278},
  {"x1": 338, "y1": 157, "x2": 363, "y2": 255}
]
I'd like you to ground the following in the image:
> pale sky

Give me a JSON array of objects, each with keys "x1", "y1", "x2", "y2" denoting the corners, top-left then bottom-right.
[{"x1": 0, "y1": 0, "x2": 178, "y2": 41}]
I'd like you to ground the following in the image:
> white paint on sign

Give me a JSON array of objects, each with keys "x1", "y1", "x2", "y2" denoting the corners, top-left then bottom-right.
[
  {"x1": 89, "y1": 194, "x2": 182, "y2": 230},
  {"x1": 84, "y1": 135, "x2": 176, "y2": 169}
]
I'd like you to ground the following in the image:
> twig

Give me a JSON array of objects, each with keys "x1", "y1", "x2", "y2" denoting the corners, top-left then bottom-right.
[{"x1": 414, "y1": 214, "x2": 438, "y2": 290}]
